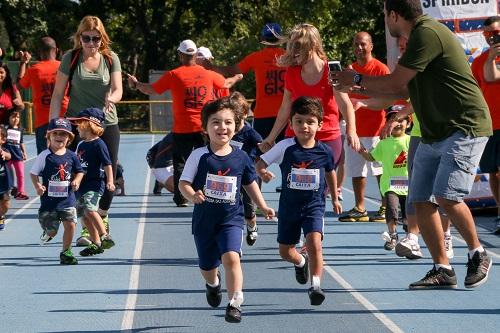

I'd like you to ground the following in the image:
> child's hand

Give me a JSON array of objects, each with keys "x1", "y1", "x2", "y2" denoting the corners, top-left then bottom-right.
[
  {"x1": 0, "y1": 150, "x2": 5, "y2": 160},
  {"x1": 106, "y1": 181, "x2": 115, "y2": 192},
  {"x1": 261, "y1": 206, "x2": 276, "y2": 221},
  {"x1": 192, "y1": 190, "x2": 206, "y2": 204},
  {"x1": 35, "y1": 183, "x2": 46, "y2": 196},
  {"x1": 259, "y1": 170, "x2": 275, "y2": 183},
  {"x1": 332, "y1": 199, "x2": 342, "y2": 215},
  {"x1": 22, "y1": 152, "x2": 27, "y2": 160},
  {"x1": 71, "y1": 181, "x2": 80, "y2": 192}
]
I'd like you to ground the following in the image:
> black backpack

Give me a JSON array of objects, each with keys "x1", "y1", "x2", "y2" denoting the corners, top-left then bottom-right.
[{"x1": 66, "y1": 48, "x2": 113, "y2": 96}]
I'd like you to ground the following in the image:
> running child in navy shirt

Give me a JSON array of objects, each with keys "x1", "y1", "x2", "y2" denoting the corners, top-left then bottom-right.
[
  {"x1": 6, "y1": 109, "x2": 29, "y2": 200},
  {"x1": 179, "y1": 97, "x2": 275, "y2": 323},
  {"x1": 69, "y1": 108, "x2": 115, "y2": 256},
  {"x1": 229, "y1": 92, "x2": 263, "y2": 246},
  {"x1": 30, "y1": 118, "x2": 84, "y2": 264},
  {"x1": 256, "y1": 96, "x2": 342, "y2": 306},
  {"x1": 0, "y1": 126, "x2": 13, "y2": 230}
]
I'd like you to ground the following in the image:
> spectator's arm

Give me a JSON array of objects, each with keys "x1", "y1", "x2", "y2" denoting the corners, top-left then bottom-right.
[{"x1": 484, "y1": 44, "x2": 500, "y2": 82}]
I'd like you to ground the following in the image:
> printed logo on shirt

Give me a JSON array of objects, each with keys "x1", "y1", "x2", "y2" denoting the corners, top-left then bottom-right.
[
  {"x1": 393, "y1": 151, "x2": 407, "y2": 168},
  {"x1": 264, "y1": 69, "x2": 285, "y2": 95},
  {"x1": 48, "y1": 163, "x2": 71, "y2": 197},
  {"x1": 76, "y1": 149, "x2": 88, "y2": 170},
  {"x1": 184, "y1": 85, "x2": 208, "y2": 109}
]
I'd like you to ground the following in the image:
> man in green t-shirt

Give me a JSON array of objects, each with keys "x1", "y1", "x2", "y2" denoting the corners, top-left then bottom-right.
[{"x1": 334, "y1": 0, "x2": 493, "y2": 290}]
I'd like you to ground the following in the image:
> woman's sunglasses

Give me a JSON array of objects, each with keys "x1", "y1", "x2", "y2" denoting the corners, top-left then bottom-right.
[{"x1": 81, "y1": 35, "x2": 101, "y2": 43}]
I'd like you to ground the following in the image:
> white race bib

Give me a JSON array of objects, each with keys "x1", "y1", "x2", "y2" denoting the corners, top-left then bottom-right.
[
  {"x1": 205, "y1": 173, "x2": 237, "y2": 201},
  {"x1": 7, "y1": 129, "x2": 21, "y2": 144},
  {"x1": 389, "y1": 176, "x2": 408, "y2": 192},
  {"x1": 230, "y1": 140, "x2": 244, "y2": 150},
  {"x1": 289, "y1": 168, "x2": 320, "y2": 190},
  {"x1": 48, "y1": 180, "x2": 69, "y2": 197}
]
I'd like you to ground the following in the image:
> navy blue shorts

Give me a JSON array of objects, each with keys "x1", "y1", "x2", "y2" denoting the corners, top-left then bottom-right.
[
  {"x1": 277, "y1": 209, "x2": 324, "y2": 245},
  {"x1": 194, "y1": 224, "x2": 243, "y2": 271}
]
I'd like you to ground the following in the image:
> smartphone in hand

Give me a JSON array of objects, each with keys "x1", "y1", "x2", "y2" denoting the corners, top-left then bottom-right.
[{"x1": 328, "y1": 61, "x2": 342, "y2": 73}]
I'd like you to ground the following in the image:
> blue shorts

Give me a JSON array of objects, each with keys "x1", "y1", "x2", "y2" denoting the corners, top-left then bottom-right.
[
  {"x1": 194, "y1": 224, "x2": 243, "y2": 271},
  {"x1": 277, "y1": 209, "x2": 324, "y2": 245},
  {"x1": 409, "y1": 131, "x2": 488, "y2": 203}
]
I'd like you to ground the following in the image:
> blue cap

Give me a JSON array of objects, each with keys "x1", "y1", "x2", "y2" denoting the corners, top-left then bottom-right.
[
  {"x1": 68, "y1": 107, "x2": 105, "y2": 128},
  {"x1": 261, "y1": 23, "x2": 282, "y2": 44},
  {"x1": 47, "y1": 118, "x2": 73, "y2": 135}
]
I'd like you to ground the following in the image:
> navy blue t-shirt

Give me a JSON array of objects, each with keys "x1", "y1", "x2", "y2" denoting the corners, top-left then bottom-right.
[
  {"x1": 261, "y1": 138, "x2": 334, "y2": 218},
  {"x1": 5, "y1": 127, "x2": 24, "y2": 161},
  {"x1": 76, "y1": 138, "x2": 112, "y2": 195},
  {"x1": 230, "y1": 122, "x2": 263, "y2": 161},
  {"x1": 180, "y1": 146, "x2": 257, "y2": 235},
  {"x1": 30, "y1": 149, "x2": 83, "y2": 211},
  {"x1": 0, "y1": 148, "x2": 13, "y2": 194}
]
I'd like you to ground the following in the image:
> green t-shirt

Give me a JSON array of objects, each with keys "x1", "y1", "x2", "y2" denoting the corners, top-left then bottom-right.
[
  {"x1": 398, "y1": 15, "x2": 492, "y2": 143},
  {"x1": 60, "y1": 50, "x2": 122, "y2": 126},
  {"x1": 370, "y1": 134, "x2": 410, "y2": 196},
  {"x1": 410, "y1": 114, "x2": 421, "y2": 137}
]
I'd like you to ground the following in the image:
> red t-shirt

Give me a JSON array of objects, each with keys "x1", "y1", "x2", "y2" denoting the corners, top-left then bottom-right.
[
  {"x1": 238, "y1": 47, "x2": 286, "y2": 119},
  {"x1": 0, "y1": 85, "x2": 18, "y2": 124},
  {"x1": 152, "y1": 65, "x2": 225, "y2": 133},
  {"x1": 471, "y1": 51, "x2": 500, "y2": 130},
  {"x1": 349, "y1": 58, "x2": 390, "y2": 137},
  {"x1": 18, "y1": 60, "x2": 69, "y2": 128},
  {"x1": 284, "y1": 62, "x2": 340, "y2": 141}
]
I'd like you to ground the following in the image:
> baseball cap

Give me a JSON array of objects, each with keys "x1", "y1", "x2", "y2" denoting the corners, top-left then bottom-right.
[
  {"x1": 177, "y1": 39, "x2": 197, "y2": 55},
  {"x1": 67, "y1": 107, "x2": 105, "y2": 128},
  {"x1": 260, "y1": 23, "x2": 283, "y2": 45},
  {"x1": 196, "y1": 46, "x2": 213, "y2": 60},
  {"x1": 47, "y1": 118, "x2": 73, "y2": 135}
]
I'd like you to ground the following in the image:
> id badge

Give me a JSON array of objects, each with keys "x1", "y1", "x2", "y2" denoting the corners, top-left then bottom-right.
[
  {"x1": 205, "y1": 173, "x2": 237, "y2": 201},
  {"x1": 389, "y1": 176, "x2": 408, "y2": 192},
  {"x1": 289, "y1": 168, "x2": 320, "y2": 190},
  {"x1": 48, "y1": 180, "x2": 69, "y2": 197},
  {"x1": 7, "y1": 129, "x2": 21, "y2": 144}
]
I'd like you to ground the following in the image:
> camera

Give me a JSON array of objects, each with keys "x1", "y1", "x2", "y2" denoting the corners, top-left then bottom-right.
[
  {"x1": 328, "y1": 60, "x2": 342, "y2": 73},
  {"x1": 492, "y1": 33, "x2": 500, "y2": 45}
]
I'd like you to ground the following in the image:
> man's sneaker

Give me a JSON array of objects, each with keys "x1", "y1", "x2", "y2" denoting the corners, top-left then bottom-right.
[
  {"x1": 15, "y1": 192, "x2": 29, "y2": 200},
  {"x1": 381, "y1": 231, "x2": 398, "y2": 251},
  {"x1": 40, "y1": 231, "x2": 53, "y2": 245},
  {"x1": 175, "y1": 200, "x2": 189, "y2": 207},
  {"x1": 100, "y1": 235, "x2": 115, "y2": 250},
  {"x1": 206, "y1": 271, "x2": 222, "y2": 307},
  {"x1": 444, "y1": 235, "x2": 454, "y2": 259},
  {"x1": 338, "y1": 207, "x2": 369, "y2": 222},
  {"x1": 493, "y1": 217, "x2": 500, "y2": 235},
  {"x1": 102, "y1": 215, "x2": 110, "y2": 233},
  {"x1": 464, "y1": 251, "x2": 492, "y2": 288},
  {"x1": 370, "y1": 206, "x2": 386, "y2": 222},
  {"x1": 246, "y1": 226, "x2": 258, "y2": 246},
  {"x1": 275, "y1": 186, "x2": 282, "y2": 192},
  {"x1": 396, "y1": 237, "x2": 423, "y2": 259},
  {"x1": 153, "y1": 180, "x2": 162, "y2": 195},
  {"x1": 60, "y1": 248, "x2": 78, "y2": 265},
  {"x1": 225, "y1": 303, "x2": 242, "y2": 323},
  {"x1": 79, "y1": 243, "x2": 104, "y2": 257},
  {"x1": 308, "y1": 287, "x2": 325, "y2": 306},
  {"x1": 409, "y1": 266, "x2": 457, "y2": 289},
  {"x1": 294, "y1": 254, "x2": 309, "y2": 284}
]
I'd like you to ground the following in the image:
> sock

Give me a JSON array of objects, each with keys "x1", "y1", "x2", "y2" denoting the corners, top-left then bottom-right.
[
  {"x1": 312, "y1": 275, "x2": 321, "y2": 290},
  {"x1": 295, "y1": 255, "x2": 306, "y2": 268},
  {"x1": 229, "y1": 291, "x2": 244, "y2": 308},
  {"x1": 435, "y1": 263, "x2": 452, "y2": 271},
  {"x1": 444, "y1": 230, "x2": 451, "y2": 237},
  {"x1": 468, "y1": 246, "x2": 484, "y2": 258},
  {"x1": 207, "y1": 274, "x2": 220, "y2": 288},
  {"x1": 247, "y1": 224, "x2": 257, "y2": 232},
  {"x1": 407, "y1": 233, "x2": 418, "y2": 242}
]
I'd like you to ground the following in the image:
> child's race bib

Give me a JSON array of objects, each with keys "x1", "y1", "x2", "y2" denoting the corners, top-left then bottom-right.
[
  {"x1": 205, "y1": 173, "x2": 237, "y2": 201},
  {"x1": 7, "y1": 129, "x2": 21, "y2": 145},
  {"x1": 389, "y1": 176, "x2": 408, "y2": 192},
  {"x1": 289, "y1": 168, "x2": 320, "y2": 190},
  {"x1": 48, "y1": 180, "x2": 69, "y2": 197},
  {"x1": 230, "y1": 140, "x2": 244, "y2": 150}
]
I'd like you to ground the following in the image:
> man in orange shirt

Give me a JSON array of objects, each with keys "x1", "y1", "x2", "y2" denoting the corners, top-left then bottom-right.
[
  {"x1": 18, "y1": 37, "x2": 69, "y2": 154},
  {"x1": 471, "y1": 16, "x2": 500, "y2": 233},
  {"x1": 339, "y1": 32, "x2": 390, "y2": 223},
  {"x1": 128, "y1": 40, "x2": 236, "y2": 206}
]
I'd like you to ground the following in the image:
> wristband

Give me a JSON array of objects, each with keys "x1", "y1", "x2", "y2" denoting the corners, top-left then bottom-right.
[{"x1": 353, "y1": 73, "x2": 363, "y2": 86}]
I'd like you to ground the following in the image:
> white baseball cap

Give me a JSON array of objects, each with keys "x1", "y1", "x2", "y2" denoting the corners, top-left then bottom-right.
[
  {"x1": 196, "y1": 46, "x2": 213, "y2": 59},
  {"x1": 177, "y1": 39, "x2": 197, "y2": 55}
]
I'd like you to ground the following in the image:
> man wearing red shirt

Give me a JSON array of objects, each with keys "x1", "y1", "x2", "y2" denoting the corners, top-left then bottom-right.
[
  {"x1": 471, "y1": 16, "x2": 500, "y2": 233},
  {"x1": 339, "y1": 32, "x2": 390, "y2": 222}
]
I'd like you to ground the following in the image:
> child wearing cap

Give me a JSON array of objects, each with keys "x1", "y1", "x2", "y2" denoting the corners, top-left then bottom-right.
[
  {"x1": 0, "y1": 126, "x2": 13, "y2": 230},
  {"x1": 358, "y1": 111, "x2": 411, "y2": 251},
  {"x1": 30, "y1": 118, "x2": 84, "y2": 264},
  {"x1": 5, "y1": 109, "x2": 29, "y2": 200},
  {"x1": 68, "y1": 107, "x2": 115, "y2": 256}
]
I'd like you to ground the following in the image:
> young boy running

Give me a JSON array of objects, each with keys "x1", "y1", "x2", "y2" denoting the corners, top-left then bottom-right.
[
  {"x1": 68, "y1": 108, "x2": 115, "y2": 256},
  {"x1": 256, "y1": 96, "x2": 342, "y2": 306},
  {"x1": 30, "y1": 118, "x2": 84, "y2": 264},
  {"x1": 179, "y1": 97, "x2": 275, "y2": 323}
]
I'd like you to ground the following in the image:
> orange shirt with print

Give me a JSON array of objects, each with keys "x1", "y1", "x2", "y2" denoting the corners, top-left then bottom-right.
[
  {"x1": 471, "y1": 51, "x2": 500, "y2": 130},
  {"x1": 238, "y1": 47, "x2": 286, "y2": 119},
  {"x1": 350, "y1": 58, "x2": 390, "y2": 137},
  {"x1": 18, "y1": 60, "x2": 68, "y2": 128},
  {"x1": 152, "y1": 65, "x2": 225, "y2": 133}
]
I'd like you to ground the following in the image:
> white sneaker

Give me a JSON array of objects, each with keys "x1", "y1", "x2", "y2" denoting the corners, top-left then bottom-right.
[
  {"x1": 395, "y1": 236, "x2": 423, "y2": 259},
  {"x1": 40, "y1": 231, "x2": 53, "y2": 246},
  {"x1": 444, "y1": 235, "x2": 454, "y2": 259}
]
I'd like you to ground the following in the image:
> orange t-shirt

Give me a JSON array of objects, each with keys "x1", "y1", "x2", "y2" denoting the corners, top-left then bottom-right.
[
  {"x1": 349, "y1": 58, "x2": 390, "y2": 137},
  {"x1": 471, "y1": 51, "x2": 500, "y2": 130},
  {"x1": 238, "y1": 47, "x2": 286, "y2": 119},
  {"x1": 152, "y1": 65, "x2": 225, "y2": 133},
  {"x1": 284, "y1": 62, "x2": 340, "y2": 141},
  {"x1": 18, "y1": 60, "x2": 68, "y2": 128}
]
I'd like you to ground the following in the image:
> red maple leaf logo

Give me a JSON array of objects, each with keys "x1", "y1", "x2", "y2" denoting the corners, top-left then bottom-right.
[
  {"x1": 292, "y1": 161, "x2": 313, "y2": 169},
  {"x1": 217, "y1": 168, "x2": 231, "y2": 176},
  {"x1": 394, "y1": 151, "x2": 407, "y2": 166}
]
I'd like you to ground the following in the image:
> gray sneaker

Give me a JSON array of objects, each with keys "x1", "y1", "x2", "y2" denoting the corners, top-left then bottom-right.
[
  {"x1": 464, "y1": 251, "x2": 492, "y2": 288},
  {"x1": 396, "y1": 236, "x2": 423, "y2": 259},
  {"x1": 409, "y1": 266, "x2": 457, "y2": 289}
]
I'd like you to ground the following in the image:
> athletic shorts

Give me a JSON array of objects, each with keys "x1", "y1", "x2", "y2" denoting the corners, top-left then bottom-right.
[
  {"x1": 77, "y1": 191, "x2": 102, "y2": 217},
  {"x1": 38, "y1": 207, "x2": 77, "y2": 234},
  {"x1": 277, "y1": 208, "x2": 324, "y2": 245},
  {"x1": 479, "y1": 129, "x2": 500, "y2": 173},
  {"x1": 409, "y1": 131, "x2": 488, "y2": 203},
  {"x1": 194, "y1": 224, "x2": 243, "y2": 271},
  {"x1": 344, "y1": 137, "x2": 383, "y2": 177},
  {"x1": 152, "y1": 166, "x2": 174, "y2": 185}
]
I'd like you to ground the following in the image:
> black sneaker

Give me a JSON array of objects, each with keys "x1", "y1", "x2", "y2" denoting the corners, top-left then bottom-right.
[
  {"x1": 10, "y1": 186, "x2": 18, "y2": 197},
  {"x1": 294, "y1": 254, "x2": 309, "y2": 285},
  {"x1": 409, "y1": 266, "x2": 457, "y2": 289},
  {"x1": 308, "y1": 287, "x2": 325, "y2": 306},
  {"x1": 153, "y1": 180, "x2": 162, "y2": 195},
  {"x1": 60, "y1": 248, "x2": 78, "y2": 265},
  {"x1": 338, "y1": 207, "x2": 369, "y2": 222},
  {"x1": 225, "y1": 303, "x2": 242, "y2": 323},
  {"x1": 464, "y1": 251, "x2": 492, "y2": 288},
  {"x1": 493, "y1": 217, "x2": 500, "y2": 235},
  {"x1": 382, "y1": 232, "x2": 398, "y2": 251},
  {"x1": 246, "y1": 226, "x2": 258, "y2": 246},
  {"x1": 79, "y1": 243, "x2": 104, "y2": 257},
  {"x1": 205, "y1": 271, "x2": 222, "y2": 308}
]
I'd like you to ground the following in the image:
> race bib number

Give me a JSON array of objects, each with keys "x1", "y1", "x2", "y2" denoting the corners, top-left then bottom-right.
[
  {"x1": 289, "y1": 168, "x2": 320, "y2": 190},
  {"x1": 389, "y1": 176, "x2": 408, "y2": 192},
  {"x1": 7, "y1": 129, "x2": 21, "y2": 144},
  {"x1": 230, "y1": 140, "x2": 244, "y2": 150},
  {"x1": 205, "y1": 173, "x2": 237, "y2": 201},
  {"x1": 48, "y1": 180, "x2": 69, "y2": 197}
]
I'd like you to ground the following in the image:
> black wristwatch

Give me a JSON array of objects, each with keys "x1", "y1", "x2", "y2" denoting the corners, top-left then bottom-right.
[{"x1": 353, "y1": 73, "x2": 363, "y2": 86}]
